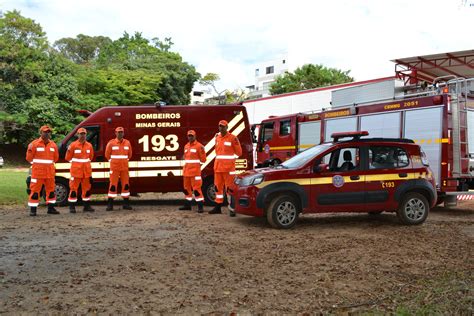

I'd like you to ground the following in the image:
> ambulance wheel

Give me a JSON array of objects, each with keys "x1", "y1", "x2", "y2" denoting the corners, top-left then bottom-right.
[
  {"x1": 54, "y1": 178, "x2": 69, "y2": 206},
  {"x1": 397, "y1": 192, "x2": 429, "y2": 225},
  {"x1": 202, "y1": 178, "x2": 216, "y2": 206},
  {"x1": 266, "y1": 194, "x2": 299, "y2": 229}
]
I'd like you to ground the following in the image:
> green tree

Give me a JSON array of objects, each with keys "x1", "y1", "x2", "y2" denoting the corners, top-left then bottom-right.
[
  {"x1": 269, "y1": 64, "x2": 354, "y2": 95},
  {"x1": 199, "y1": 73, "x2": 227, "y2": 104},
  {"x1": 53, "y1": 34, "x2": 112, "y2": 64},
  {"x1": 96, "y1": 32, "x2": 199, "y2": 104}
]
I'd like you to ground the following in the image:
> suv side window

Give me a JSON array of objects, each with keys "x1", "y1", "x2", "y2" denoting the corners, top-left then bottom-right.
[
  {"x1": 320, "y1": 147, "x2": 360, "y2": 172},
  {"x1": 369, "y1": 146, "x2": 409, "y2": 169}
]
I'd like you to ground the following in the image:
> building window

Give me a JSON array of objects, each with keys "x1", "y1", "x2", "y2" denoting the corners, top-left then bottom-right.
[
  {"x1": 282, "y1": 59, "x2": 286, "y2": 64},
  {"x1": 193, "y1": 91, "x2": 203, "y2": 96},
  {"x1": 255, "y1": 68, "x2": 259, "y2": 76},
  {"x1": 266, "y1": 66, "x2": 274, "y2": 74}
]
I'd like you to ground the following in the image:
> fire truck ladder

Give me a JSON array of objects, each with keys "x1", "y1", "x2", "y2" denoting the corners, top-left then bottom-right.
[{"x1": 436, "y1": 76, "x2": 471, "y2": 178}]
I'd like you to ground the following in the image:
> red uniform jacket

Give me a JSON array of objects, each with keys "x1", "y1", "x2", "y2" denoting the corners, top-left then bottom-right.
[
  {"x1": 105, "y1": 138, "x2": 132, "y2": 171},
  {"x1": 26, "y1": 138, "x2": 59, "y2": 179},
  {"x1": 183, "y1": 141, "x2": 206, "y2": 177},
  {"x1": 214, "y1": 133, "x2": 242, "y2": 172},
  {"x1": 65, "y1": 140, "x2": 94, "y2": 178}
]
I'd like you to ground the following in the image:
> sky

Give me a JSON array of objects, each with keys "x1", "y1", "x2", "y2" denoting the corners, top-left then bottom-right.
[{"x1": 2, "y1": 0, "x2": 473, "y2": 93}]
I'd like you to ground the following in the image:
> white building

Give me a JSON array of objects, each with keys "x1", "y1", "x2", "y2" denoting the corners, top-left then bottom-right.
[
  {"x1": 246, "y1": 54, "x2": 290, "y2": 99},
  {"x1": 189, "y1": 89, "x2": 212, "y2": 105}
]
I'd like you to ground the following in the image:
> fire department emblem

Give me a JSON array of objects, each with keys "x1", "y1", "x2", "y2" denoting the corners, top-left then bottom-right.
[
  {"x1": 332, "y1": 175, "x2": 345, "y2": 188},
  {"x1": 264, "y1": 144, "x2": 270, "y2": 154}
]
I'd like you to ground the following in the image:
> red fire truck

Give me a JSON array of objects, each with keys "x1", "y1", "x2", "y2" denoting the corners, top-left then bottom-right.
[
  {"x1": 254, "y1": 76, "x2": 474, "y2": 206},
  {"x1": 28, "y1": 104, "x2": 254, "y2": 205}
]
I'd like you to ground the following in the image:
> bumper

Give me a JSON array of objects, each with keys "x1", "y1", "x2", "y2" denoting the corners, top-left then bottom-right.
[{"x1": 233, "y1": 185, "x2": 264, "y2": 217}]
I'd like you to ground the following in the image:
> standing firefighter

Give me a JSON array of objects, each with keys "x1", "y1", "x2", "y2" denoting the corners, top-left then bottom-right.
[
  {"x1": 26, "y1": 125, "x2": 60, "y2": 216},
  {"x1": 65, "y1": 128, "x2": 95, "y2": 213},
  {"x1": 105, "y1": 127, "x2": 133, "y2": 211},
  {"x1": 209, "y1": 120, "x2": 242, "y2": 216},
  {"x1": 179, "y1": 130, "x2": 206, "y2": 213}
]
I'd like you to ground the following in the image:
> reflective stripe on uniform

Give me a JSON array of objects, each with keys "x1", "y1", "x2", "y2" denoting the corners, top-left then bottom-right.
[
  {"x1": 68, "y1": 198, "x2": 78, "y2": 203},
  {"x1": 28, "y1": 202, "x2": 39, "y2": 207},
  {"x1": 110, "y1": 155, "x2": 128, "y2": 159},
  {"x1": 47, "y1": 200, "x2": 57, "y2": 204},
  {"x1": 216, "y1": 194, "x2": 224, "y2": 199},
  {"x1": 195, "y1": 197, "x2": 204, "y2": 202},
  {"x1": 229, "y1": 171, "x2": 237, "y2": 175},
  {"x1": 108, "y1": 193, "x2": 117, "y2": 197},
  {"x1": 32, "y1": 159, "x2": 54, "y2": 164},
  {"x1": 215, "y1": 155, "x2": 236, "y2": 160},
  {"x1": 195, "y1": 176, "x2": 202, "y2": 180},
  {"x1": 31, "y1": 178, "x2": 37, "y2": 183},
  {"x1": 184, "y1": 159, "x2": 201, "y2": 164},
  {"x1": 82, "y1": 197, "x2": 91, "y2": 201},
  {"x1": 121, "y1": 192, "x2": 130, "y2": 197},
  {"x1": 186, "y1": 197, "x2": 193, "y2": 201},
  {"x1": 71, "y1": 158, "x2": 91, "y2": 163}
]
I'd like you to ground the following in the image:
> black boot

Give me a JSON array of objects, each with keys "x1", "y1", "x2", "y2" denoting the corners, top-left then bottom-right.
[
  {"x1": 30, "y1": 207, "x2": 37, "y2": 217},
  {"x1": 69, "y1": 204, "x2": 76, "y2": 214},
  {"x1": 83, "y1": 201, "x2": 95, "y2": 212},
  {"x1": 197, "y1": 201, "x2": 204, "y2": 213},
  {"x1": 208, "y1": 204, "x2": 222, "y2": 214},
  {"x1": 178, "y1": 200, "x2": 192, "y2": 211},
  {"x1": 122, "y1": 198, "x2": 133, "y2": 210},
  {"x1": 106, "y1": 198, "x2": 114, "y2": 211},
  {"x1": 228, "y1": 195, "x2": 236, "y2": 217},
  {"x1": 47, "y1": 204, "x2": 60, "y2": 215}
]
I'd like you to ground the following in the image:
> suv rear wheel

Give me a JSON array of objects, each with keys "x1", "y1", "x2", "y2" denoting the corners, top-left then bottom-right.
[
  {"x1": 266, "y1": 195, "x2": 299, "y2": 229},
  {"x1": 397, "y1": 192, "x2": 429, "y2": 225}
]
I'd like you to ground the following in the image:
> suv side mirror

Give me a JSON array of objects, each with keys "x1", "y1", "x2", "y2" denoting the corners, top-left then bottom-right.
[{"x1": 313, "y1": 163, "x2": 328, "y2": 173}]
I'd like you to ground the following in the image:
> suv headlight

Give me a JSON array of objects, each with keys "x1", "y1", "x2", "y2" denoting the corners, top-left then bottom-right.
[{"x1": 240, "y1": 174, "x2": 264, "y2": 187}]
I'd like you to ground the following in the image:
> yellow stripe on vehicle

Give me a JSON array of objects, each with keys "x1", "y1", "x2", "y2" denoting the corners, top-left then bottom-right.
[
  {"x1": 299, "y1": 144, "x2": 315, "y2": 149},
  {"x1": 269, "y1": 146, "x2": 296, "y2": 151},
  {"x1": 255, "y1": 175, "x2": 365, "y2": 189}
]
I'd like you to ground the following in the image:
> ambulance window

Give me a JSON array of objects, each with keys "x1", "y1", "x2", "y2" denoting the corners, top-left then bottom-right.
[
  {"x1": 85, "y1": 126, "x2": 100, "y2": 151},
  {"x1": 369, "y1": 146, "x2": 409, "y2": 169},
  {"x1": 279, "y1": 120, "x2": 291, "y2": 136},
  {"x1": 261, "y1": 122, "x2": 274, "y2": 142}
]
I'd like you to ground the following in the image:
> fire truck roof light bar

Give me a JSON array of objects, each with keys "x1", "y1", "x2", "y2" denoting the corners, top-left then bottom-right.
[{"x1": 331, "y1": 131, "x2": 369, "y2": 142}]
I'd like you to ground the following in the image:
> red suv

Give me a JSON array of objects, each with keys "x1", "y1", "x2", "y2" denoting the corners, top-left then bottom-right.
[{"x1": 232, "y1": 131, "x2": 437, "y2": 229}]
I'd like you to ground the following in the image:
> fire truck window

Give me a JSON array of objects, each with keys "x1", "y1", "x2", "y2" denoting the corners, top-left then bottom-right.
[
  {"x1": 261, "y1": 122, "x2": 274, "y2": 142},
  {"x1": 279, "y1": 120, "x2": 291, "y2": 136},
  {"x1": 369, "y1": 146, "x2": 409, "y2": 169}
]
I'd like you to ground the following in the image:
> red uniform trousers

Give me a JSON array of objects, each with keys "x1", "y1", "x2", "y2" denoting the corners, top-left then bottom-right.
[
  {"x1": 183, "y1": 175, "x2": 204, "y2": 202},
  {"x1": 68, "y1": 177, "x2": 92, "y2": 202},
  {"x1": 214, "y1": 171, "x2": 236, "y2": 204},
  {"x1": 28, "y1": 178, "x2": 56, "y2": 207},
  {"x1": 108, "y1": 170, "x2": 130, "y2": 199}
]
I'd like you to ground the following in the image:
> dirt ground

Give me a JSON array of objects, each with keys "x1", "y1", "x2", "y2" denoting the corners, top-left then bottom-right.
[{"x1": 0, "y1": 195, "x2": 473, "y2": 314}]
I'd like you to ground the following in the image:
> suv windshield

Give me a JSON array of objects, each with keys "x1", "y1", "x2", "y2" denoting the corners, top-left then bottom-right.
[{"x1": 281, "y1": 143, "x2": 332, "y2": 169}]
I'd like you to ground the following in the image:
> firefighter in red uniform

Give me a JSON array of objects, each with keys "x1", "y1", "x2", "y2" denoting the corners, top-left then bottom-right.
[
  {"x1": 209, "y1": 120, "x2": 242, "y2": 216},
  {"x1": 179, "y1": 130, "x2": 207, "y2": 213},
  {"x1": 65, "y1": 128, "x2": 95, "y2": 213},
  {"x1": 105, "y1": 127, "x2": 133, "y2": 211},
  {"x1": 26, "y1": 125, "x2": 60, "y2": 216}
]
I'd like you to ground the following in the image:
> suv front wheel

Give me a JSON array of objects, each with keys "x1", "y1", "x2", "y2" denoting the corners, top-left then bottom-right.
[
  {"x1": 266, "y1": 195, "x2": 299, "y2": 229},
  {"x1": 397, "y1": 192, "x2": 429, "y2": 225}
]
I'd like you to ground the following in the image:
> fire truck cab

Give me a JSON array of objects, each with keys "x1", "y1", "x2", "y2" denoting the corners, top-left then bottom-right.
[
  {"x1": 234, "y1": 131, "x2": 437, "y2": 229},
  {"x1": 28, "y1": 104, "x2": 254, "y2": 205}
]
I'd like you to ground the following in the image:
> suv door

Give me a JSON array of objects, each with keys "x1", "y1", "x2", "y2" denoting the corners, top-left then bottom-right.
[
  {"x1": 310, "y1": 145, "x2": 367, "y2": 212},
  {"x1": 364, "y1": 145, "x2": 412, "y2": 211}
]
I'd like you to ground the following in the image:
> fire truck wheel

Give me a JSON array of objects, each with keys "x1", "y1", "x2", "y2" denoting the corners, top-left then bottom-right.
[
  {"x1": 397, "y1": 192, "x2": 429, "y2": 225},
  {"x1": 202, "y1": 178, "x2": 217, "y2": 206},
  {"x1": 54, "y1": 178, "x2": 70, "y2": 206},
  {"x1": 266, "y1": 194, "x2": 299, "y2": 229}
]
